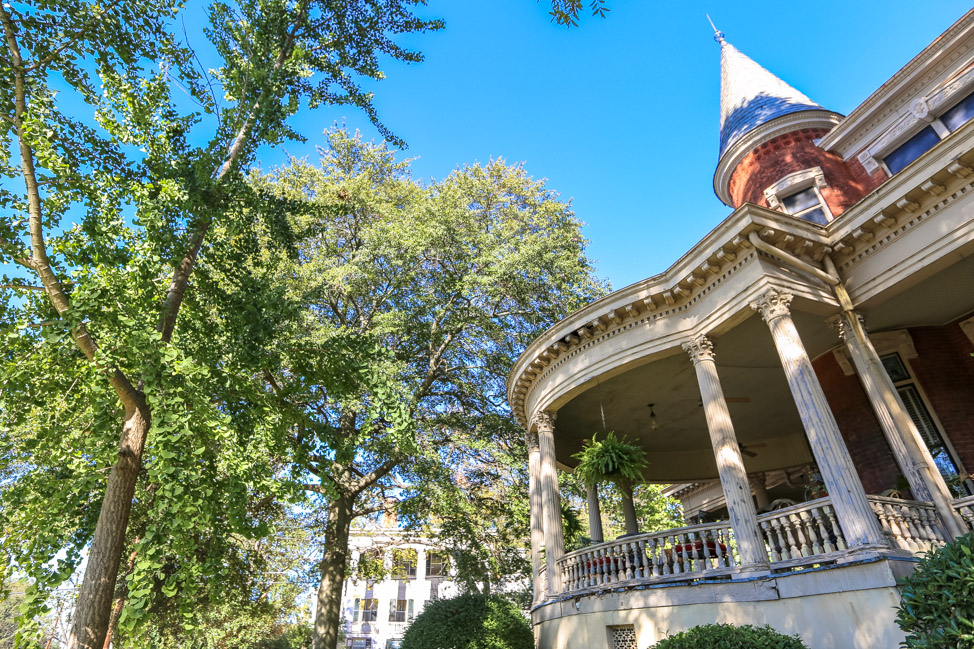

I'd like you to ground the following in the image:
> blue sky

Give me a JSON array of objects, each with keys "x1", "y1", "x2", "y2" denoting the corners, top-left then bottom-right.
[{"x1": 263, "y1": 0, "x2": 973, "y2": 290}]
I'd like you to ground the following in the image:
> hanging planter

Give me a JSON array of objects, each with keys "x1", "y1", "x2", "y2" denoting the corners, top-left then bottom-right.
[{"x1": 573, "y1": 432, "x2": 648, "y2": 536}]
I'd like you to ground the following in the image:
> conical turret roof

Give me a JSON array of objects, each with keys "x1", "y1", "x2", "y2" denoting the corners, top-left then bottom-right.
[{"x1": 718, "y1": 38, "x2": 824, "y2": 158}]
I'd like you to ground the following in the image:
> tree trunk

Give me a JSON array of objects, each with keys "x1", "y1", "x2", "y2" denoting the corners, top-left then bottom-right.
[
  {"x1": 312, "y1": 494, "x2": 354, "y2": 649},
  {"x1": 67, "y1": 399, "x2": 150, "y2": 649},
  {"x1": 621, "y1": 485, "x2": 639, "y2": 536}
]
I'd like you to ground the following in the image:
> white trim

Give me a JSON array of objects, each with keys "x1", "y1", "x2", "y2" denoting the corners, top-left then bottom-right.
[
  {"x1": 713, "y1": 111, "x2": 843, "y2": 207},
  {"x1": 855, "y1": 64, "x2": 974, "y2": 175}
]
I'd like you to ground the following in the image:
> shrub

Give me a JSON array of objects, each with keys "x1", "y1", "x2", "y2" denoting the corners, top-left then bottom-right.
[
  {"x1": 896, "y1": 532, "x2": 974, "y2": 648},
  {"x1": 651, "y1": 623, "x2": 808, "y2": 648},
  {"x1": 399, "y1": 592, "x2": 532, "y2": 649}
]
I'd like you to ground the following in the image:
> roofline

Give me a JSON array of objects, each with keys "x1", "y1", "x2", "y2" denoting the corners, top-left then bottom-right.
[
  {"x1": 818, "y1": 8, "x2": 974, "y2": 154},
  {"x1": 713, "y1": 109, "x2": 845, "y2": 206}
]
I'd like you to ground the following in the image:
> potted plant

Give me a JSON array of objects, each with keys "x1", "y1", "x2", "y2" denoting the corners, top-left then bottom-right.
[{"x1": 573, "y1": 431, "x2": 648, "y2": 536}]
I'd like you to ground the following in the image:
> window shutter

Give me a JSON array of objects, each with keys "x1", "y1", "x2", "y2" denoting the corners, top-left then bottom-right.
[
  {"x1": 408, "y1": 599, "x2": 414, "y2": 620},
  {"x1": 353, "y1": 598, "x2": 360, "y2": 622},
  {"x1": 897, "y1": 385, "x2": 940, "y2": 449}
]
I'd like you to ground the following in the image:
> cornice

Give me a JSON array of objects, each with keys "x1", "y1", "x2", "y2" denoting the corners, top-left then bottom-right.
[
  {"x1": 506, "y1": 205, "x2": 834, "y2": 428},
  {"x1": 713, "y1": 110, "x2": 844, "y2": 207},
  {"x1": 819, "y1": 9, "x2": 974, "y2": 156}
]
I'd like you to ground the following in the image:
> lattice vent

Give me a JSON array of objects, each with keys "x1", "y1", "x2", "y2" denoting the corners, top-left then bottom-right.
[{"x1": 609, "y1": 625, "x2": 638, "y2": 649}]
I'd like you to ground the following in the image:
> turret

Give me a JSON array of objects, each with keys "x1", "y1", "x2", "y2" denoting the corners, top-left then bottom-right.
[{"x1": 712, "y1": 32, "x2": 875, "y2": 222}]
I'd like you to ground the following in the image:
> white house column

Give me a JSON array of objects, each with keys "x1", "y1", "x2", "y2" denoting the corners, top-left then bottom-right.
[
  {"x1": 751, "y1": 289, "x2": 886, "y2": 548},
  {"x1": 830, "y1": 312, "x2": 967, "y2": 538},
  {"x1": 525, "y1": 430, "x2": 546, "y2": 602},
  {"x1": 683, "y1": 334, "x2": 769, "y2": 568},
  {"x1": 585, "y1": 483, "x2": 604, "y2": 543},
  {"x1": 534, "y1": 410, "x2": 565, "y2": 595}
]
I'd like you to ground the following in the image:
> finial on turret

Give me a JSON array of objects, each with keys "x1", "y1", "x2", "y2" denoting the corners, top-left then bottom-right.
[{"x1": 706, "y1": 14, "x2": 724, "y2": 43}]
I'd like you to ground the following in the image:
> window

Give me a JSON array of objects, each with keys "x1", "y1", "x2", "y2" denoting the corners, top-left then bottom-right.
[
  {"x1": 763, "y1": 167, "x2": 833, "y2": 225},
  {"x1": 385, "y1": 642, "x2": 402, "y2": 649},
  {"x1": 389, "y1": 599, "x2": 413, "y2": 622},
  {"x1": 940, "y1": 89, "x2": 974, "y2": 132},
  {"x1": 781, "y1": 186, "x2": 829, "y2": 225},
  {"x1": 883, "y1": 126, "x2": 941, "y2": 174},
  {"x1": 391, "y1": 548, "x2": 417, "y2": 580},
  {"x1": 878, "y1": 88, "x2": 974, "y2": 175},
  {"x1": 425, "y1": 552, "x2": 449, "y2": 577},
  {"x1": 353, "y1": 598, "x2": 379, "y2": 622},
  {"x1": 348, "y1": 639, "x2": 371, "y2": 649},
  {"x1": 881, "y1": 353, "x2": 970, "y2": 496}
]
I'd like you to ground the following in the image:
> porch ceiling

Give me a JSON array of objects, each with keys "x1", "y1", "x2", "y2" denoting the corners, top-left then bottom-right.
[{"x1": 553, "y1": 307, "x2": 830, "y2": 482}]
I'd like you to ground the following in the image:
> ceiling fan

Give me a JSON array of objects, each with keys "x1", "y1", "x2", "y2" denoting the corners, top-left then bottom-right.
[{"x1": 738, "y1": 442, "x2": 768, "y2": 457}]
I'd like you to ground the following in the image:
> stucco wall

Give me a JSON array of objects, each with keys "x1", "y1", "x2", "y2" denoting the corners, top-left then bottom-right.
[{"x1": 532, "y1": 558, "x2": 912, "y2": 649}]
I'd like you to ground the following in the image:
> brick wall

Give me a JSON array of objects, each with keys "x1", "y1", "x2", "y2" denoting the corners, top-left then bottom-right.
[
  {"x1": 906, "y1": 322, "x2": 974, "y2": 475},
  {"x1": 726, "y1": 128, "x2": 885, "y2": 217},
  {"x1": 812, "y1": 350, "x2": 901, "y2": 495}
]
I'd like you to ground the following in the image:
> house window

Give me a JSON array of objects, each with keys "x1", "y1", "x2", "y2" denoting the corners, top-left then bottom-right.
[
  {"x1": 348, "y1": 639, "x2": 371, "y2": 649},
  {"x1": 389, "y1": 599, "x2": 414, "y2": 622},
  {"x1": 353, "y1": 598, "x2": 379, "y2": 622},
  {"x1": 763, "y1": 167, "x2": 833, "y2": 225},
  {"x1": 883, "y1": 126, "x2": 941, "y2": 174},
  {"x1": 940, "y1": 89, "x2": 974, "y2": 132},
  {"x1": 875, "y1": 88, "x2": 974, "y2": 176},
  {"x1": 385, "y1": 642, "x2": 403, "y2": 649},
  {"x1": 391, "y1": 548, "x2": 417, "y2": 580},
  {"x1": 881, "y1": 353, "x2": 970, "y2": 496},
  {"x1": 780, "y1": 186, "x2": 829, "y2": 225},
  {"x1": 425, "y1": 552, "x2": 449, "y2": 577}
]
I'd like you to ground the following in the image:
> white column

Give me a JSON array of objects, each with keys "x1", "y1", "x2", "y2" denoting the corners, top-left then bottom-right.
[
  {"x1": 829, "y1": 312, "x2": 967, "y2": 538},
  {"x1": 750, "y1": 473, "x2": 771, "y2": 511},
  {"x1": 683, "y1": 334, "x2": 769, "y2": 568},
  {"x1": 586, "y1": 483, "x2": 604, "y2": 543},
  {"x1": 751, "y1": 289, "x2": 886, "y2": 548},
  {"x1": 525, "y1": 430, "x2": 546, "y2": 602},
  {"x1": 534, "y1": 410, "x2": 565, "y2": 595},
  {"x1": 416, "y1": 547, "x2": 427, "y2": 583}
]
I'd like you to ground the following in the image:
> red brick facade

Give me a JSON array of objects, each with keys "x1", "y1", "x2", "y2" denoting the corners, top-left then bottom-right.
[
  {"x1": 813, "y1": 351, "x2": 900, "y2": 495},
  {"x1": 725, "y1": 128, "x2": 886, "y2": 217}
]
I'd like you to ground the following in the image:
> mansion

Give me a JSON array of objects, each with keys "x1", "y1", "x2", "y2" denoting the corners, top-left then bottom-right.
[{"x1": 508, "y1": 9, "x2": 974, "y2": 649}]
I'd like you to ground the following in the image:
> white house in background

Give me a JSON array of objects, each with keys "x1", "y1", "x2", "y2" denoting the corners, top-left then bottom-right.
[{"x1": 341, "y1": 528, "x2": 459, "y2": 649}]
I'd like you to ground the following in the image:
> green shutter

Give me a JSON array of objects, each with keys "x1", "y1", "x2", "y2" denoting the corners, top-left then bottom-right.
[
  {"x1": 353, "y1": 598, "x2": 360, "y2": 622},
  {"x1": 407, "y1": 599, "x2": 414, "y2": 620}
]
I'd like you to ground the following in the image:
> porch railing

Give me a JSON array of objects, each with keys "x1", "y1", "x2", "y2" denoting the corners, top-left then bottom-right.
[
  {"x1": 867, "y1": 495, "x2": 948, "y2": 551},
  {"x1": 954, "y1": 494, "x2": 974, "y2": 530},
  {"x1": 557, "y1": 520, "x2": 739, "y2": 593},
  {"x1": 756, "y1": 497, "x2": 846, "y2": 567}
]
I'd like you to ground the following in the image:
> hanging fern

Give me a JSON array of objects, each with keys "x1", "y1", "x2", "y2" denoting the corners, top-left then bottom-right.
[{"x1": 572, "y1": 431, "x2": 648, "y2": 488}]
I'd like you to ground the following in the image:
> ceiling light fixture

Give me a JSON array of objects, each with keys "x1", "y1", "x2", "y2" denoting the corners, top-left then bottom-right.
[{"x1": 647, "y1": 403, "x2": 659, "y2": 431}]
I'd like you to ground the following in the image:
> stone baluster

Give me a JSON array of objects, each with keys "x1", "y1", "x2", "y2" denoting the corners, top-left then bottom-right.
[
  {"x1": 801, "y1": 511, "x2": 823, "y2": 555},
  {"x1": 761, "y1": 521, "x2": 781, "y2": 562},
  {"x1": 534, "y1": 411, "x2": 565, "y2": 595},
  {"x1": 751, "y1": 289, "x2": 887, "y2": 549},
  {"x1": 683, "y1": 334, "x2": 769, "y2": 571}
]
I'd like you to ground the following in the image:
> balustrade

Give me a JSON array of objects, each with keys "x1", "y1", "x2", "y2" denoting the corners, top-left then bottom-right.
[
  {"x1": 867, "y1": 495, "x2": 949, "y2": 552},
  {"x1": 756, "y1": 498, "x2": 846, "y2": 566},
  {"x1": 954, "y1": 495, "x2": 974, "y2": 530},
  {"x1": 557, "y1": 521, "x2": 739, "y2": 593}
]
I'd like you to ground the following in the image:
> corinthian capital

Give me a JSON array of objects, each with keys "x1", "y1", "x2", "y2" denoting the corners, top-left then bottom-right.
[
  {"x1": 826, "y1": 312, "x2": 867, "y2": 342},
  {"x1": 682, "y1": 334, "x2": 715, "y2": 364},
  {"x1": 524, "y1": 430, "x2": 540, "y2": 451},
  {"x1": 750, "y1": 288, "x2": 794, "y2": 322},
  {"x1": 531, "y1": 410, "x2": 557, "y2": 434}
]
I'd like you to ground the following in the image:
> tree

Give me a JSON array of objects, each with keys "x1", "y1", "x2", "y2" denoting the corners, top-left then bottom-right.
[
  {"x1": 0, "y1": 1, "x2": 441, "y2": 647},
  {"x1": 399, "y1": 593, "x2": 533, "y2": 649},
  {"x1": 546, "y1": 0, "x2": 611, "y2": 27},
  {"x1": 256, "y1": 128, "x2": 604, "y2": 649}
]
